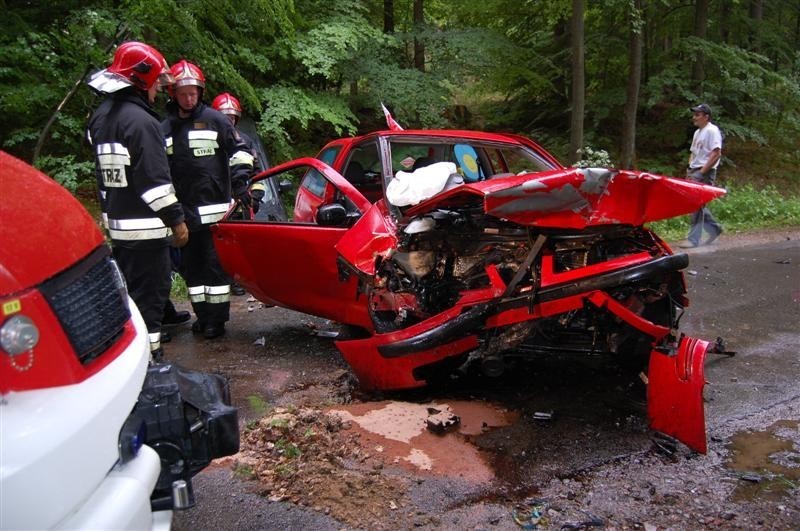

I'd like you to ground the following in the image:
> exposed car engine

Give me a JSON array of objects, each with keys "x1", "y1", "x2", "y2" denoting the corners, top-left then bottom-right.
[{"x1": 368, "y1": 209, "x2": 686, "y2": 373}]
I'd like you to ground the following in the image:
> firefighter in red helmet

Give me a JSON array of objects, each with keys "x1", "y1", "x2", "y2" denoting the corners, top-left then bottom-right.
[
  {"x1": 210, "y1": 91, "x2": 268, "y2": 296},
  {"x1": 86, "y1": 41, "x2": 188, "y2": 360},
  {"x1": 211, "y1": 92, "x2": 268, "y2": 205},
  {"x1": 162, "y1": 60, "x2": 255, "y2": 339}
]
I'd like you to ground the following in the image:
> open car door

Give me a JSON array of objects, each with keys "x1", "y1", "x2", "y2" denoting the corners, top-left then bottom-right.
[{"x1": 212, "y1": 158, "x2": 374, "y2": 329}]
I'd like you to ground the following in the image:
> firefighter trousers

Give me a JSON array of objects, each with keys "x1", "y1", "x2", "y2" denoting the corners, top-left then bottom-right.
[
  {"x1": 112, "y1": 244, "x2": 171, "y2": 352},
  {"x1": 181, "y1": 228, "x2": 231, "y2": 326}
]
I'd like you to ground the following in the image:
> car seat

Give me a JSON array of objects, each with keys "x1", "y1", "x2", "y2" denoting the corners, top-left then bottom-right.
[{"x1": 344, "y1": 161, "x2": 367, "y2": 185}]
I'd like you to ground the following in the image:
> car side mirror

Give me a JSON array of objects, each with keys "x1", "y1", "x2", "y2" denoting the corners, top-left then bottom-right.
[
  {"x1": 279, "y1": 179, "x2": 293, "y2": 193},
  {"x1": 316, "y1": 203, "x2": 348, "y2": 226}
]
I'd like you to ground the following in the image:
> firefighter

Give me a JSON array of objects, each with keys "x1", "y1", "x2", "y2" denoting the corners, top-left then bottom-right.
[
  {"x1": 211, "y1": 92, "x2": 268, "y2": 175},
  {"x1": 86, "y1": 41, "x2": 189, "y2": 359},
  {"x1": 211, "y1": 92, "x2": 266, "y2": 295},
  {"x1": 162, "y1": 60, "x2": 255, "y2": 339}
]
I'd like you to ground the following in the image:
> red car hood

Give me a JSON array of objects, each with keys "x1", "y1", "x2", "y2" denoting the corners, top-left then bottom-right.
[{"x1": 404, "y1": 168, "x2": 726, "y2": 228}]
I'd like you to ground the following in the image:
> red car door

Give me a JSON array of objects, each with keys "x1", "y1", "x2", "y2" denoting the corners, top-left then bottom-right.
[{"x1": 213, "y1": 158, "x2": 375, "y2": 329}]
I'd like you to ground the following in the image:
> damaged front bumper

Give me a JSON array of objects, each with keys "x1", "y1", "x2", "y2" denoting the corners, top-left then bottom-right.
[{"x1": 336, "y1": 252, "x2": 710, "y2": 453}]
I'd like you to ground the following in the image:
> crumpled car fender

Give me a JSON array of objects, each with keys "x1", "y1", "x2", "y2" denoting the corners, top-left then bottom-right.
[{"x1": 647, "y1": 336, "x2": 709, "y2": 454}]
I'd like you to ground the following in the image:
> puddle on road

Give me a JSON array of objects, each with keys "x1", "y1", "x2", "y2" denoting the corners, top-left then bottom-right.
[
  {"x1": 726, "y1": 420, "x2": 800, "y2": 502},
  {"x1": 329, "y1": 400, "x2": 517, "y2": 483}
]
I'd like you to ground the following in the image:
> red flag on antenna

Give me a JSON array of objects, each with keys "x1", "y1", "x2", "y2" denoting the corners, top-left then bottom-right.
[{"x1": 381, "y1": 102, "x2": 404, "y2": 131}]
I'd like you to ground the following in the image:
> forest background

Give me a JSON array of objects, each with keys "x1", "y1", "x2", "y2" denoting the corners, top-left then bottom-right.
[{"x1": 2, "y1": 0, "x2": 799, "y2": 234}]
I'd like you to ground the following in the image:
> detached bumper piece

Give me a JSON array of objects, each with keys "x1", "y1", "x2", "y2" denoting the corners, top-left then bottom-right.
[{"x1": 647, "y1": 336, "x2": 709, "y2": 453}]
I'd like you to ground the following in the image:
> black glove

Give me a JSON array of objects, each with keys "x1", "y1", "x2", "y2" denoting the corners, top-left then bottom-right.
[
  {"x1": 236, "y1": 192, "x2": 252, "y2": 209},
  {"x1": 250, "y1": 189, "x2": 264, "y2": 214},
  {"x1": 250, "y1": 188, "x2": 265, "y2": 202}
]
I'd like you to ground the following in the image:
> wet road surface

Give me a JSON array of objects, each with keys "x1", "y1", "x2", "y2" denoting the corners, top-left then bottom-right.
[{"x1": 171, "y1": 229, "x2": 799, "y2": 530}]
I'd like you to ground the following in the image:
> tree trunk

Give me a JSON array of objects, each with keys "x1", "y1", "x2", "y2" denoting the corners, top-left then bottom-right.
[
  {"x1": 748, "y1": 0, "x2": 763, "y2": 51},
  {"x1": 691, "y1": 0, "x2": 709, "y2": 94},
  {"x1": 383, "y1": 0, "x2": 394, "y2": 34},
  {"x1": 796, "y1": 1, "x2": 800, "y2": 75},
  {"x1": 719, "y1": 1, "x2": 731, "y2": 43},
  {"x1": 568, "y1": 0, "x2": 585, "y2": 165},
  {"x1": 620, "y1": 0, "x2": 643, "y2": 169},
  {"x1": 413, "y1": 0, "x2": 425, "y2": 72}
]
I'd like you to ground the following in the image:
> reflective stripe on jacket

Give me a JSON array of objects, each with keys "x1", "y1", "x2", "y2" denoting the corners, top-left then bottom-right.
[
  {"x1": 162, "y1": 102, "x2": 253, "y2": 231},
  {"x1": 87, "y1": 91, "x2": 184, "y2": 247}
]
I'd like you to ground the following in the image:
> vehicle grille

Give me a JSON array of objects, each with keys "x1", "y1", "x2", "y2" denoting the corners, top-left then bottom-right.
[{"x1": 40, "y1": 245, "x2": 130, "y2": 365}]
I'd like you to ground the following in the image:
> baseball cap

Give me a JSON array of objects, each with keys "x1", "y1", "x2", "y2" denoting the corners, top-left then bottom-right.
[{"x1": 690, "y1": 103, "x2": 712, "y2": 116}]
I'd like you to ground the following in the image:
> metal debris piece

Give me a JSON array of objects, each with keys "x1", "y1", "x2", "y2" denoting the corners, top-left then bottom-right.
[
  {"x1": 740, "y1": 473, "x2": 762, "y2": 483},
  {"x1": 425, "y1": 408, "x2": 460, "y2": 434},
  {"x1": 313, "y1": 329, "x2": 340, "y2": 338},
  {"x1": 709, "y1": 336, "x2": 736, "y2": 357},
  {"x1": 533, "y1": 411, "x2": 554, "y2": 421},
  {"x1": 653, "y1": 432, "x2": 678, "y2": 456},
  {"x1": 253, "y1": 336, "x2": 266, "y2": 346},
  {"x1": 561, "y1": 510, "x2": 604, "y2": 529}
]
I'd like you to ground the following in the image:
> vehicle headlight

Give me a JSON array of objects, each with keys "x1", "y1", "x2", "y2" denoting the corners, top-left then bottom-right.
[{"x1": 0, "y1": 314, "x2": 40, "y2": 355}]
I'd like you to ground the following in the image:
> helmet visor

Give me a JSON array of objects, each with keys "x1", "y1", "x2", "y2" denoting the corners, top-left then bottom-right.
[{"x1": 157, "y1": 69, "x2": 175, "y2": 89}]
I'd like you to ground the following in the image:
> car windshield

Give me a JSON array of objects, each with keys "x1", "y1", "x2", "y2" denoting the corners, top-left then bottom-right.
[{"x1": 388, "y1": 138, "x2": 554, "y2": 183}]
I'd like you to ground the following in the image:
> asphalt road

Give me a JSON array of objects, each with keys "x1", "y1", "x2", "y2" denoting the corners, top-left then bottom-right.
[{"x1": 170, "y1": 228, "x2": 800, "y2": 530}]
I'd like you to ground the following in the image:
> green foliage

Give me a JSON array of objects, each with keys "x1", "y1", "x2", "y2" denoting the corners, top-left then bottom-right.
[
  {"x1": 269, "y1": 417, "x2": 289, "y2": 429},
  {"x1": 257, "y1": 85, "x2": 358, "y2": 159},
  {"x1": 232, "y1": 462, "x2": 257, "y2": 480},
  {"x1": 275, "y1": 438, "x2": 302, "y2": 458},
  {"x1": 170, "y1": 274, "x2": 187, "y2": 301},
  {"x1": 572, "y1": 146, "x2": 612, "y2": 168},
  {"x1": 34, "y1": 154, "x2": 94, "y2": 193},
  {"x1": 712, "y1": 183, "x2": 800, "y2": 229},
  {"x1": 246, "y1": 394, "x2": 272, "y2": 418}
]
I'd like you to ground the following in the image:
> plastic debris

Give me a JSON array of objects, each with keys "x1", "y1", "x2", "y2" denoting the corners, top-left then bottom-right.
[
  {"x1": 512, "y1": 498, "x2": 548, "y2": 529},
  {"x1": 533, "y1": 411, "x2": 554, "y2": 421},
  {"x1": 253, "y1": 336, "x2": 266, "y2": 346}
]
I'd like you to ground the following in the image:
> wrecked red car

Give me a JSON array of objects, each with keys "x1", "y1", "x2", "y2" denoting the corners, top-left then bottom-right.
[{"x1": 213, "y1": 129, "x2": 724, "y2": 453}]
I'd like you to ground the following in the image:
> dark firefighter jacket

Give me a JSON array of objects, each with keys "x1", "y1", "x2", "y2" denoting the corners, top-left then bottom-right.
[
  {"x1": 87, "y1": 90, "x2": 184, "y2": 249},
  {"x1": 162, "y1": 102, "x2": 254, "y2": 231}
]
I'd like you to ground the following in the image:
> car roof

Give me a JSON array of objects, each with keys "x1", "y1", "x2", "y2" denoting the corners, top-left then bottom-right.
[{"x1": 321, "y1": 129, "x2": 563, "y2": 168}]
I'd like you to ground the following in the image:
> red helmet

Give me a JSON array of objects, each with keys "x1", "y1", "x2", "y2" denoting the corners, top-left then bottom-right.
[
  {"x1": 89, "y1": 41, "x2": 172, "y2": 93},
  {"x1": 170, "y1": 60, "x2": 206, "y2": 89},
  {"x1": 211, "y1": 92, "x2": 242, "y2": 121}
]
